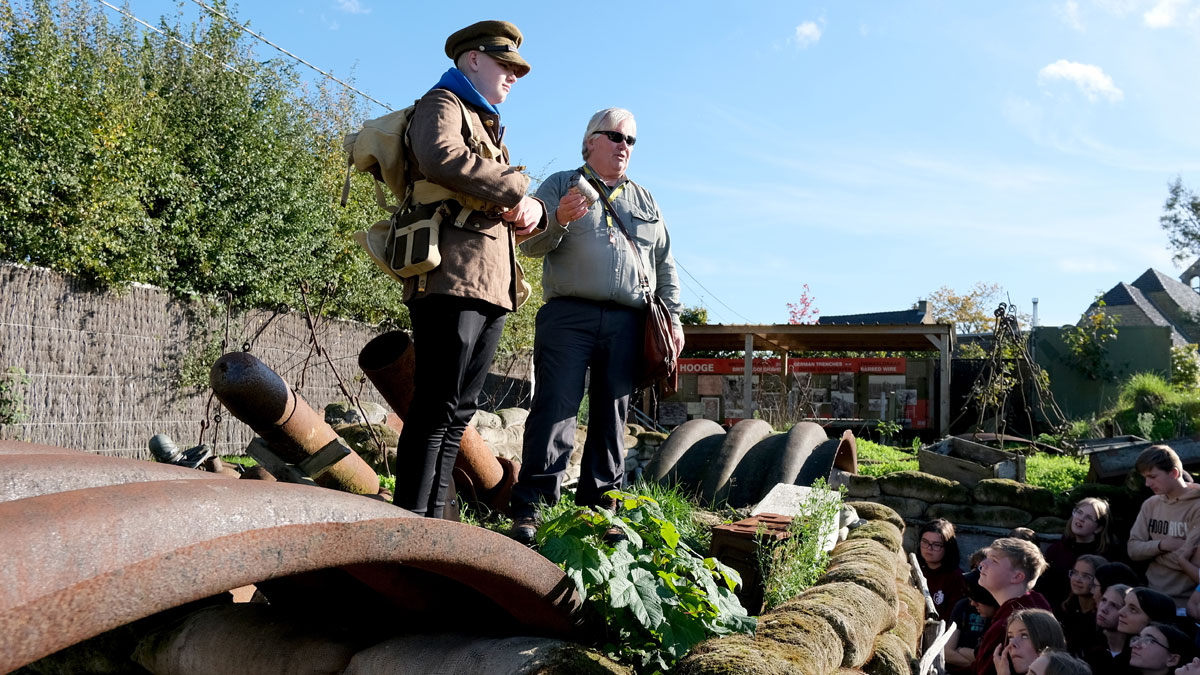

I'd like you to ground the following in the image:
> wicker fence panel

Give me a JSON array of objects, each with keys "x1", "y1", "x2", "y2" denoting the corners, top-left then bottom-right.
[{"x1": 0, "y1": 263, "x2": 389, "y2": 459}]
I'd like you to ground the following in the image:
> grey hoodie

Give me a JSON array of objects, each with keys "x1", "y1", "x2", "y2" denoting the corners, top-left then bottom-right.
[{"x1": 1128, "y1": 483, "x2": 1200, "y2": 606}]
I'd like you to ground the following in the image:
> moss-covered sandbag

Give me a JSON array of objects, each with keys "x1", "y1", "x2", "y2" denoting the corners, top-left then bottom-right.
[
  {"x1": 890, "y1": 586, "x2": 924, "y2": 654},
  {"x1": 872, "y1": 496, "x2": 928, "y2": 520},
  {"x1": 924, "y1": 503, "x2": 1031, "y2": 529},
  {"x1": 845, "y1": 501, "x2": 905, "y2": 531},
  {"x1": 845, "y1": 520, "x2": 904, "y2": 553},
  {"x1": 757, "y1": 610, "x2": 845, "y2": 675},
  {"x1": 846, "y1": 475, "x2": 880, "y2": 498},
  {"x1": 1028, "y1": 516, "x2": 1068, "y2": 533},
  {"x1": 675, "y1": 634, "x2": 808, "y2": 675},
  {"x1": 877, "y1": 471, "x2": 970, "y2": 505},
  {"x1": 818, "y1": 560, "x2": 899, "y2": 611},
  {"x1": 974, "y1": 479, "x2": 1055, "y2": 514},
  {"x1": 830, "y1": 539, "x2": 899, "y2": 578},
  {"x1": 862, "y1": 633, "x2": 912, "y2": 675},
  {"x1": 134, "y1": 604, "x2": 361, "y2": 675},
  {"x1": 783, "y1": 582, "x2": 897, "y2": 668}
]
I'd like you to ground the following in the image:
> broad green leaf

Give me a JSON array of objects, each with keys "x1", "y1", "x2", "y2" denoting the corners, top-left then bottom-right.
[{"x1": 610, "y1": 566, "x2": 665, "y2": 631}]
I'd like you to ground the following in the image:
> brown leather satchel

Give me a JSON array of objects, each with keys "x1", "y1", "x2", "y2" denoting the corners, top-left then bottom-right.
[{"x1": 590, "y1": 173, "x2": 679, "y2": 396}]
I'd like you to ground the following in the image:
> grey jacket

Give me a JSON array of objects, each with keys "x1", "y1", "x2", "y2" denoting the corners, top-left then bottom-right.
[{"x1": 521, "y1": 169, "x2": 682, "y2": 326}]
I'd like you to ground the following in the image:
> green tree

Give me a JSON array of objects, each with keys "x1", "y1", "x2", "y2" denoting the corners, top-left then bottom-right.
[
  {"x1": 680, "y1": 305, "x2": 708, "y2": 325},
  {"x1": 1161, "y1": 176, "x2": 1200, "y2": 264}
]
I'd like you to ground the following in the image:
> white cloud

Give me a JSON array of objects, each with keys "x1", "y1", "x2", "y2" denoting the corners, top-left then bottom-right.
[
  {"x1": 1037, "y1": 60, "x2": 1124, "y2": 102},
  {"x1": 1144, "y1": 0, "x2": 1191, "y2": 26},
  {"x1": 792, "y1": 21, "x2": 823, "y2": 49},
  {"x1": 334, "y1": 0, "x2": 371, "y2": 15},
  {"x1": 1057, "y1": 1, "x2": 1086, "y2": 30},
  {"x1": 320, "y1": 14, "x2": 340, "y2": 31}
]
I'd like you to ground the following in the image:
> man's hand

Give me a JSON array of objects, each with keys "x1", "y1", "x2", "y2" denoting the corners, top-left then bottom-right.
[
  {"x1": 501, "y1": 195, "x2": 544, "y2": 236},
  {"x1": 672, "y1": 323, "x2": 685, "y2": 357},
  {"x1": 554, "y1": 191, "x2": 590, "y2": 226}
]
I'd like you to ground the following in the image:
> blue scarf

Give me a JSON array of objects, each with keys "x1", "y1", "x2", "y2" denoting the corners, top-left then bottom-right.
[{"x1": 431, "y1": 67, "x2": 501, "y2": 127}]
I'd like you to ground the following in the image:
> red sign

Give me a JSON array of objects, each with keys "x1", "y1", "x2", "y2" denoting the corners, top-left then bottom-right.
[{"x1": 678, "y1": 357, "x2": 906, "y2": 375}]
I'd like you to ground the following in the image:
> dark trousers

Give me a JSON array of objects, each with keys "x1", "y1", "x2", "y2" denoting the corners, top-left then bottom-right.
[
  {"x1": 393, "y1": 295, "x2": 506, "y2": 518},
  {"x1": 511, "y1": 298, "x2": 640, "y2": 517}
]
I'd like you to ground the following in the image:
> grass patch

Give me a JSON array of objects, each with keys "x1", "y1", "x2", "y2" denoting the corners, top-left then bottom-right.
[
  {"x1": 1025, "y1": 453, "x2": 1088, "y2": 493},
  {"x1": 856, "y1": 438, "x2": 919, "y2": 477}
]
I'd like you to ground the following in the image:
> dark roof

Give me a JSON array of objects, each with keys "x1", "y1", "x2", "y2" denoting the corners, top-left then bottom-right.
[
  {"x1": 1132, "y1": 268, "x2": 1200, "y2": 319},
  {"x1": 1094, "y1": 278, "x2": 1192, "y2": 345},
  {"x1": 818, "y1": 308, "x2": 930, "y2": 325}
]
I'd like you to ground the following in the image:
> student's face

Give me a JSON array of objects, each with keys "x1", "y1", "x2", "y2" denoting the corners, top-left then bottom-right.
[
  {"x1": 1118, "y1": 593, "x2": 1150, "y2": 635},
  {"x1": 1005, "y1": 619, "x2": 1039, "y2": 674},
  {"x1": 970, "y1": 598, "x2": 997, "y2": 618},
  {"x1": 1143, "y1": 467, "x2": 1177, "y2": 496},
  {"x1": 920, "y1": 532, "x2": 947, "y2": 567},
  {"x1": 1070, "y1": 502, "x2": 1101, "y2": 539},
  {"x1": 466, "y1": 52, "x2": 518, "y2": 105},
  {"x1": 1026, "y1": 654, "x2": 1051, "y2": 675},
  {"x1": 1069, "y1": 560, "x2": 1097, "y2": 597},
  {"x1": 1130, "y1": 626, "x2": 1179, "y2": 670},
  {"x1": 978, "y1": 551, "x2": 1020, "y2": 593},
  {"x1": 1097, "y1": 587, "x2": 1127, "y2": 630}
]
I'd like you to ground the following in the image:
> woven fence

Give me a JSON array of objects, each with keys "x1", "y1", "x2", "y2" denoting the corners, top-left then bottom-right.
[{"x1": 0, "y1": 263, "x2": 401, "y2": 459}]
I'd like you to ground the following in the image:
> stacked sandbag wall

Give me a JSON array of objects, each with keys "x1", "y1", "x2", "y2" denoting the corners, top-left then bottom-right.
[
  {"x1": 677, "y1": 501, "x2": 925, "y2": 675},
  {"x1": 842, "y1": 470, "x2": 1145, "y2": 566}
]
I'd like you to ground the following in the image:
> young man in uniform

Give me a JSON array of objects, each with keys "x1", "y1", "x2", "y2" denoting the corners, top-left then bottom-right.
[{"x1": 394, "y1": 21, "x2": 545, "y2": 518}]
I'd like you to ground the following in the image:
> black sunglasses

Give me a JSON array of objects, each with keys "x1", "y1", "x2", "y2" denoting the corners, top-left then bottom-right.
[{"x1": 592, "y1": 130, "x2": 636, "y2": 146}]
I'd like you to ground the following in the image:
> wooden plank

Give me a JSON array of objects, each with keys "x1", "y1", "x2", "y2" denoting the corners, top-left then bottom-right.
[{"x1": 919, "y1": 450, "x2": 991, "y2": 486}]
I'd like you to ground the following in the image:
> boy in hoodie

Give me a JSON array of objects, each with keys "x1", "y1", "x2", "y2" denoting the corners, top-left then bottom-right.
[{"x1": 1128, "y1": 444, "x2": 1200, "y2": 609}]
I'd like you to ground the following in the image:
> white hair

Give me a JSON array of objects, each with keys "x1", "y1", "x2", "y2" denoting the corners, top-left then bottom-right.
[{"x1": 581, "y1": 108, "x2": 635, "y2": 160}]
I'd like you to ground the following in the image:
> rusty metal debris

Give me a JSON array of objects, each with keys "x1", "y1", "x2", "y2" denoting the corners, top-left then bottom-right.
[
  {"x1": 0, "y1": 474, "x2": 584, "y2": 672},
  {"x1": 210, "y1": 351, "x2": 379, "y2": 495}
]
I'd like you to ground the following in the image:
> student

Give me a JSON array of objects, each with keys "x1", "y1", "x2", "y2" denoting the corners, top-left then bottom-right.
[
  {"x1": 1119, "y1": 588, "x2": 1180, "y2": 638},
  {"x1": 1058, "y1": 554, "x2": 1107, "y2": 655},
  {"x1": 1178, "y1": 656, "x2": 1200, "y2": 675},
  {"x1": 1094, "y1": 562, "x2": 1144, "y2": 605},
  {"x1": 1131, "y1": 623, "x2": 1195, "y2": 675},
  {"x1": 948, "y1": 566, "x2": 1001, "y2": 674},
  {"x1": 1083, "y1": 583, "x2": 1132, "y2": 674},
  {"x1": 919, "y1": 518, "x2": 969, "y2": 619},
  {"x1": 975, "y1": 538, "x2": 1053, "y2": 675},
  {"x1": 992, "y1": 609, "x2": 1067, "y2": 675},
  {"x1": 1128, "y1": 445, "x2": 1200, "y2": 609},
  {"x1": 1026, "y1": 650, "x2": 1093, "y2": 675},
  {"x1": 1039, "y1": 497, "x2": 1116, "y2": 608}
]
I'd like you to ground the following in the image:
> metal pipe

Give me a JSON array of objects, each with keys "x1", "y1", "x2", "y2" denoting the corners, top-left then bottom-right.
[{"x1": 210, "y1": 352, "x2": 379, "y2": 495}]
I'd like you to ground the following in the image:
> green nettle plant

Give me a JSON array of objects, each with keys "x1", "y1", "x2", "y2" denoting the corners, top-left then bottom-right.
[
  {"x1": 537, "y1": 491, "x2": 756, "y2": 673},
  {"x1": 0, "y1": 367, "x2": 30, "y2": 425}
]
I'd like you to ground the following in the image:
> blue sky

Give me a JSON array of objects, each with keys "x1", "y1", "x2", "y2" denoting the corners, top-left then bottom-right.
[{"x1": 109, "y1": 0, "x2": 1200, "y2": 327}]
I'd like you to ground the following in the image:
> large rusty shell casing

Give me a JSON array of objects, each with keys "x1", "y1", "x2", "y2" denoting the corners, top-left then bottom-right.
[
  {"x1": 210, "y1": 352, "x2": 379, "y2": 495},
  {"x1": 363, "y1": 331, "x2": 516, "y2": 513}
]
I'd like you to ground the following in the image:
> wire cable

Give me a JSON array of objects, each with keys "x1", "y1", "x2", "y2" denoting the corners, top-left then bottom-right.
[
  {"x1": 93, "y1": 0, "x2": 246, "y2": 76},
  {"x1": 675, "y1": 260, "x2": 754, "y2": 324},
  {"x1": 184, "y1": 0, "x2": 393, "y2": 111}
]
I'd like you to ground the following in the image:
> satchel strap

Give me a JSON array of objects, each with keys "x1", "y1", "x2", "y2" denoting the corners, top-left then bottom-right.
[{"x1": 584, "y1": 170, "x2": 653, "y2": 296}]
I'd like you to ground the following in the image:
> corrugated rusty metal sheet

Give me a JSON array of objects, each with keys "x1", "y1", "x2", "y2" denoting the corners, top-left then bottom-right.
[
  {"x1": 0, "y1": 450, "x2": 229, "y2": 503},
  {"x1": 0, "y1": 478, "x2": 582, "y2": 672}
]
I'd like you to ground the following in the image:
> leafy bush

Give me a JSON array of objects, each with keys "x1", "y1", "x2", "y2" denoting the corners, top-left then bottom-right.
[
  {"x1": 537, "y1": 490, "x2": 755, "y2": 672},
  {"x1": 1171, "y1": 344, "x2": 1200, "y2": 389},
  {"x1": 760, "y1": 479, "x2": 844, "y2": 610}
]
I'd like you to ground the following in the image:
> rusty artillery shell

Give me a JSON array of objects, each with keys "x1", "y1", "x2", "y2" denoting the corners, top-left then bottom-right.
[{"x1": 210, "y1": 352, "x2": 378, "y2": 495}]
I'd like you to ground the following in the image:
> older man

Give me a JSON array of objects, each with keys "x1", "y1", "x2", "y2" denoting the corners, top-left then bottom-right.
[
  {"x1": 509, "y1": 108, "x2": 682, "y2": 544},
  {"x1": 392, "y1": 20, "x2": 545, "y2": 519}
]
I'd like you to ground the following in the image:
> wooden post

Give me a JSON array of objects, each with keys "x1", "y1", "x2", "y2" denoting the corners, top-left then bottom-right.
[{"x1": 743, "y1": 333, "x2": 754, "y2": 418}]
